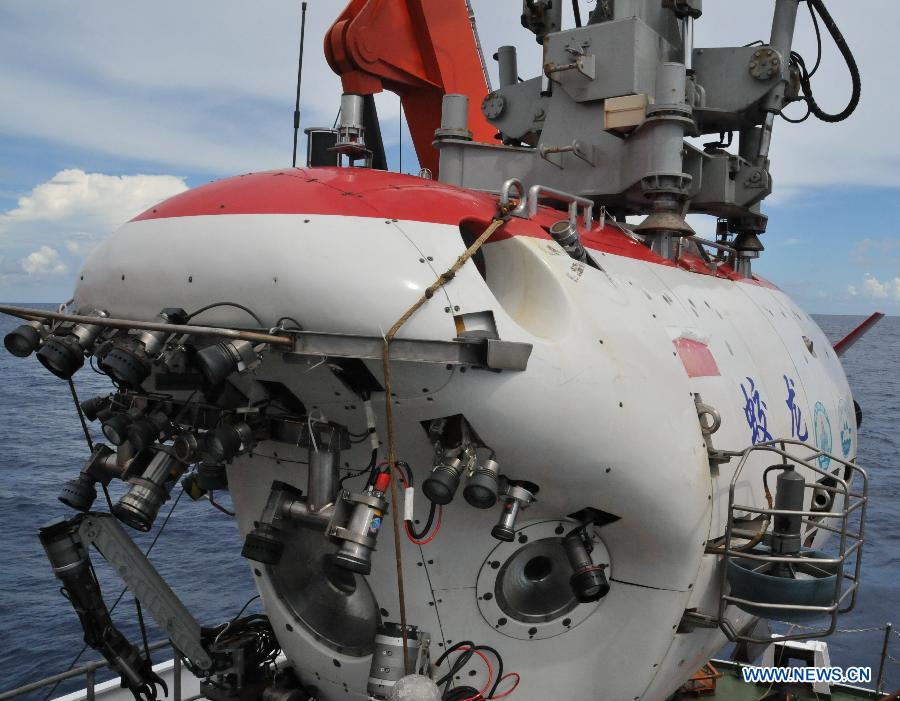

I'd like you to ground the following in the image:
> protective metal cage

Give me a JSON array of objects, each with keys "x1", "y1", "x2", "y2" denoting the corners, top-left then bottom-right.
[{"x1": 715, "y1": 439, "x2": 868, "y2": 644}]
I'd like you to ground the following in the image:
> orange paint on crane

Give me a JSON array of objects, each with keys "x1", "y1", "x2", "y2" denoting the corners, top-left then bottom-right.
[{"x1": 325, "y1": 0, "x2": 497, "y2": 175}]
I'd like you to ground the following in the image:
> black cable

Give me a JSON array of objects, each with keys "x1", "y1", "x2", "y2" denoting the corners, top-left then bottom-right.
[
  {"x1": 208, "y1": 594, "x2": 262, "y2": 642},
  {"x1": 436, "y1": 641, "x2": 476, "y2": 695},
  {"x1": 231, "y1": 594, "x2": 261, "y2": 621},
  {"x1": 249, "y1": 450, "x2": 308, "y2": 465},
  {"x1": 398, "y1": 460, "x2": 414, "y2": 488},
  {"x1": 275, "y1": 316, "x2": 304, "y2": 331},
  {"x1": 794, "y1": 0, "x2": 861, "y2": 123},
  {"x1": 100, "y1": 482, "x2": 115, "y2": 512},
  {"x1": 68, "y1": 379, "x2": 114, "y2": 510},
  {"x1": 135, "y1": 598, "x2": 152, "y2": 662},
  {"x1": 434, "y1": 640, "x2": 475, "y2": 667},
  {"x1": 365, "y1": 448, "x2": 382, "y2": 487},
  {"x1": 68, "y1": 379, "x2": 93, "y2": 451},
  {"x1": 339, "y1": 448, "x2": 378, "y2": 488},
  {"x1": 474, "y1": 644, "x2": 504, "y2": 698},
  {"x1": 435, "y1": 640, "x2": 507, "y2": 700},
  {"x1": 571, "y1": 0, "x2": 582, "y2": 27},
  {"x1": 780, "y1": 96, "x2": 812, "y2": 123},
  {"x1": 89, "y1": 356, "x2": 108, "y2": 376},
  {"x1": 806, "y1": 0, "x2": 822, "y2": 77},
  {"x1": 186, "y1": 302, "x2": 264, "y2": 327},
  {"x1": 406, "y1": 500, "x2": 437, "y2": 540}
]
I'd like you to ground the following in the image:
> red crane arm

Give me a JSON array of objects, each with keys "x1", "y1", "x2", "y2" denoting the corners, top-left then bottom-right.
[{"x1": 324, "y1": 0, "x2": 496, "y2": 175}]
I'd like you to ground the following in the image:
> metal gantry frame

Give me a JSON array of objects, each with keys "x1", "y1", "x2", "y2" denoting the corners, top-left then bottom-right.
[{"x1": 715, "y1": 439, "x2": 868, "y2": 644}]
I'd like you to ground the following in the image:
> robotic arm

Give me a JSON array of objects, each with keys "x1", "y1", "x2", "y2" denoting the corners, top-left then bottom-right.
[
  {"x1": 39, "y1": 513, "x2": 259, "y2": 701},
  {"x1": 325, "y1": 0, "x2": 497, "y2": 174},
  {"x1": 40, "y1": 517, "x2": 175, "y2": 701}
]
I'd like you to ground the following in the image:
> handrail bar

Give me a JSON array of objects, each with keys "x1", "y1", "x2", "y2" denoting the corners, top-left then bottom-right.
[{"x1": 0, "y1": 641, "x2": 172, "y2": 701}]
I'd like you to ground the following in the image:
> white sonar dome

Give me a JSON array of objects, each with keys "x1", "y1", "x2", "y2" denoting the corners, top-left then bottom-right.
[{"x1": 387, "y1": 675, "x2": 441, "y2": 701}]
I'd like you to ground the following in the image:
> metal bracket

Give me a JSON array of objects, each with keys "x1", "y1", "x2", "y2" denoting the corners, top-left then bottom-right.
[
  {"x1": 539, "y1": 140, "x2": 598, "y2": 169},
  {"x1": 678, "y1": 608, "x2": 720, "y2": 633},
  {"x1": 79, "y1": 514, "x2": 214, "y2": 670},
  {"x1": 519, "y1": 184, "x2": 594, "y2": 229},
  {"x1": 285, "y1": 331, "x2": 532, "y2": 371},
  {"x1": 544, "y1": 52, "x2": 596, "y2": 81}
]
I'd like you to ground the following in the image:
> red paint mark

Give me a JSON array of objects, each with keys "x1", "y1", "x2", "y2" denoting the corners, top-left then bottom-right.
[{"x1": 674, "y1": 337, "x2": 721, "y2": 378}]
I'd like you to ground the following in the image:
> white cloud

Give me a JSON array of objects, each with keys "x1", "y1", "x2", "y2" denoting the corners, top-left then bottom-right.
[
  {"x1": 21, "y1": 245, "x2": 67, "y2": 275},
  {"x1": 850, "y1": 238, "x2": 900, "y2": 268},
  {"x1": 847, "y1": 284, "x2": 857, "y2": 296},
  {"x1": 858, "y1": 273, "x2": 900, "y2": 301},
  {"x1": 0, "y1": 170, "x2": 188, "y2": 299},
  {"x1": 861, "y1": 273, "x2": 888, "y2": 299},
  {"x1": 0, "y1": 169, "x2": 187, "y2": 233}
]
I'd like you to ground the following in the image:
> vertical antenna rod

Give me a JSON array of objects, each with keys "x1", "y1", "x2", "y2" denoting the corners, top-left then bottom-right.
[
  {"x1": 464, "y1": 0, "x2": 492, "y2": 92},
  {"x1": 291, "y1": 1, "x2": 308, "y2": 168}
]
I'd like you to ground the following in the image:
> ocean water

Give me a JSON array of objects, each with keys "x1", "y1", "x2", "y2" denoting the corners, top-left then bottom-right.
[{"x1": 0, "y1": 308, "x2": 896, "y2": 697}]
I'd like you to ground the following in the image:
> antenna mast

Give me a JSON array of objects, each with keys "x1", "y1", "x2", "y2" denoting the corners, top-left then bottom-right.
[{"x1": 291, "y1": 1, "x2": 308, "y2": 168}]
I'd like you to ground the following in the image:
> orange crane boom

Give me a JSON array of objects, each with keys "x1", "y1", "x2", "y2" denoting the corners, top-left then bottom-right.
[{"x1": 325, "y1": 0, "x2": 497, "y2": 175}]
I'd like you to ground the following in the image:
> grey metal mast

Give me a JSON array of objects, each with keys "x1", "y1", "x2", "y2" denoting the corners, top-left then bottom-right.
[{"x1": 434, "y1": 0, "x2": 858, "y2": 276}]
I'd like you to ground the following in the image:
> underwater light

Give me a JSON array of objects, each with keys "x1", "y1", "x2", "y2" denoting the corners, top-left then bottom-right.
[
  {"x1": 99, "y1": 308, "x2": 187, "y2": 388},
  {"x1": 36, "y1": 310, "x2": 107, "y2": 380},
  {"x1": 3, "y1": 320, "x2": 44, "y2": 358},
  {"x1": 195, "y1": 339, "x2": 259, "y2": 385}
]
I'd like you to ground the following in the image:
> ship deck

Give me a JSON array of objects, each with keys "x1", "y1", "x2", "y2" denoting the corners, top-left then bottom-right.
[
  {"x1": 0, "y1": 650, "x2": 887, "y2": 701},
  {"x1": 673, "y1": 660, "x2": 883, "y2": 700}
]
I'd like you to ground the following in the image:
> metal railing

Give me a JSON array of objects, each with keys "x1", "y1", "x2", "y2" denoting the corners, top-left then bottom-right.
[
  {"x1": 0, "y1": 641, "x2": 200, "y2": 701},
  {"x1": 714, "y1": 439, "x2": 868, "y2": 644}
]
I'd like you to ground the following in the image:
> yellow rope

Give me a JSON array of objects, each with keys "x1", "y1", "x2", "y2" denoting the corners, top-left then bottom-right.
[{"x1": 381, "y1": 215, "x2": 507, "y2": 672}]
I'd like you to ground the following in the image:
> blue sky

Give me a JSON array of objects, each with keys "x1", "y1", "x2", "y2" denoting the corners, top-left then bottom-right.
[{"x1": 1, "y1": 1, "x2": 897, "y2": 314}]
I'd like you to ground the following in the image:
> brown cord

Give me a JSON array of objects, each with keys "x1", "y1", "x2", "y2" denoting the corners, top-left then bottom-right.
[{"x1": 381, "y1": 215, "x2": 507, "y2": 673}]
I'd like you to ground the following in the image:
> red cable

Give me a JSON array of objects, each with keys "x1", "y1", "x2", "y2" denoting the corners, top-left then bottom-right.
[
  {"x1": 392, "y1": 463, "x2": 442, "y2": 545},
  {"x1": 451, "y1": 647, "x2": 493, "y2": 701},
  {"x1": 490, "y1": 672, "x2": 520, "y2": 699},
  {"x1": 405, "y1": 504, "x2": 442, "y2": 545}
]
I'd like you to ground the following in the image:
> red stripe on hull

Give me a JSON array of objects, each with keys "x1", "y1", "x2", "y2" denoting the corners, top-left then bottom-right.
[{"x1": 132, "y1": 167, "x2": 778, "y2": 289}]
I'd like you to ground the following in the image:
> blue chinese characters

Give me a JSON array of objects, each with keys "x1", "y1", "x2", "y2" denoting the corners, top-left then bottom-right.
[{"x1": 741, "y1": 376, "x2": 773, "y2": 445}]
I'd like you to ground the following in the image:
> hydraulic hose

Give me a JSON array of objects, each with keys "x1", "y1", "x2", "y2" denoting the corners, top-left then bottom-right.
[{"x1": 800, "y1": 0, "x2": 861, "y2": 123}]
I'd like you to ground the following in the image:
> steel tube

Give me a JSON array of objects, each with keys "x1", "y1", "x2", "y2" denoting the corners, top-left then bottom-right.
[
  {"x1": 0, "y1": 304, "x2": 293, "y2": 347},
  {"x1": 722, "y1": 595, "x2": 838, "y2": 613},
  {"x1": 497, "y1": 45, "x2": 518, "y2": 88},
  {"x1": 769, "y1": 0, "x2": 801, "y2": 61},
  {"x1": 174, "y1": 655, "x2": 182, "y2": 701},
  {"x1": 876, "y1": 622, "x2": 892, "y2": 694},
  {"x1": 85, "y1": 669, "x2": 95, "y2": 701}
]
